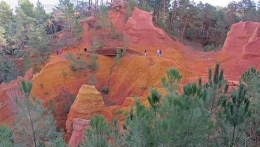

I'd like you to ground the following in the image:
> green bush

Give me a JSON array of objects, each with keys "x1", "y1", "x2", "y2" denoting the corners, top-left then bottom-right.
[
  {"x1": 204, "y1": 44, "x2": 215, "y2": 52},
  {"x1": 74, "y1": 20, "x2": 83, "y2": 40},
  {"x1": 61, "y1": 71, "x2": 67, "y2": 78},
  {"x1": 95, "y1": 24, "x2": 102, "y2": 29},
  {"x1": 115, "y1": 48, "x2": 123, "y2": 63},
  {"x1": 97, "y1": 5, "x2": 110, "y2": 30},
  {"x1": 139, "y1": 1, "x2": 152, "y2": 12},
  {"x1": 92, "y1": 37, "x2": 103, "y2": 49},
  {"x1": 67, "y1": 52, "x2": 87, "y2": 72},
  {"x1": 110, "y1": 23, "x2": 122, "y2": 40},
  {"x1": 100, "y1": 85, "x2": 109, "y2": 94},
  {"x1": 88, "y1": 54, "x2": 99, "y2": 72},
  {"x1": 124, "y1": 0, "x2": 137, "y2": 22}
]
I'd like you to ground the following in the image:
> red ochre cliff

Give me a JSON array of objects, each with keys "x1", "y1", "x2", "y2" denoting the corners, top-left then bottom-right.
[{"x1": 1, "y1": 7, "x2": 260, "y2": 143}]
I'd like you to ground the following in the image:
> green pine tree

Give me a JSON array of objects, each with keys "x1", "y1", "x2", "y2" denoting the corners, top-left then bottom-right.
[
  {"x1": 81, "y1": 114, "x2": 109, "y2": 147},
  {"x1": 161, "y1": 67, "x2": 182, "y2": 97},
  {"x1": 241, "y1": 67, "x2": 260, "y2": 146},
  {"x1": 220, "y1": 82, "x2": 251, "y2": 146},
  {"x1": 201, "y1": 62, "x2": 229, "y2": 145},
  {"x1": 0, "y1": 125, "x2": 13, "y2": 147},
  {"x1": 13, "y1": 80, "x2": 65, "y2": 147}
]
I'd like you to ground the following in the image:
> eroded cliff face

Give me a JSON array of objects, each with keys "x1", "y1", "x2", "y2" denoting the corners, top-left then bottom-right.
[
  {"x1": 1, "y1": 7, "x2": 260, "y2": 144},
  {"x1": 68, "y1": 118, "x2": 90, "y2": 147},
  {"x1": 66, "y1": 85, "x2": 112, "y2": 134},
  {"x1": 219, "y1": 21, "x2": 260, "y2": 80},
  {"x1": 0, "y1": 69, "x2": 33, "y2": 125},
  {"x1": 66, "y1": 85, "x2": 134, "y2": 145}
]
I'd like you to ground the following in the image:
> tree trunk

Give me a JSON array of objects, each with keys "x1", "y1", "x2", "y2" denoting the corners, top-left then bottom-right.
[
  {"x1": 26, "y1": 96, "x2": 37, "y2": 147},
  {"x1": 169, "y1": 10, "x2": 175, "y2": 31},
  {"x1": 181, "y1": 19, "x2": 188, "y2": 41},
  {"x1": 163, "y1": 0, "x2": 166, "y2": 19}
]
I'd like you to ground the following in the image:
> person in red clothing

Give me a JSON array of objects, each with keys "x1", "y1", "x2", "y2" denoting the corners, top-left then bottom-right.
[{"x1": 59, "y1": 49, "x2": 62, "y2": 55}]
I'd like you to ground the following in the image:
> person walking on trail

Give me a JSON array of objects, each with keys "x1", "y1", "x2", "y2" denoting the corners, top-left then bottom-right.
[
  {"x1": 159, "y1": 50, "x2": 162, "y2": 57},
  {"x1": 57, "y1": 49, "x2": 62, "y2": 55},
  {"x1": 144, "y1": 50, "x2": 147, "y2": 56},
  {"x1": 157, "y1": 49, "x2": 160, "y2": 56}
]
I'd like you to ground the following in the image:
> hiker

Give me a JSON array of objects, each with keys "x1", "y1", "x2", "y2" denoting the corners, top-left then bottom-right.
[
  {"x1": 157, "y1": 50, "x2": 160, "y2": 56},
  {"x1": 84, "y1": 48, "x2": 87, "y2": 52},
  {"x1": 59, "y1": 49, "x2": 62, "y2": 55},
  {"x1": 159, "y1": 50, "x2": 162, "y2": 57},
  {"x1": 144, "y1": 50, "x2": 147, "y2": 56}
]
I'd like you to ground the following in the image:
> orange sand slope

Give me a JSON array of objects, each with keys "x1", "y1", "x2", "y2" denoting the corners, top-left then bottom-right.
[{"x1": 1, "y1": 8, "x2": 260, "y2": 133}]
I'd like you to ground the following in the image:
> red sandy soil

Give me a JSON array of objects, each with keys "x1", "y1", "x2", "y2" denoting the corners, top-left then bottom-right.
[{"x1": 1, "y1": 7, "x2": 260, "y2": 143}]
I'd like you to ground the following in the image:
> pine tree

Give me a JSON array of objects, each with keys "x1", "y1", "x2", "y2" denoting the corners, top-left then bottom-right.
[
  {"x1": 33, "y1": 0, "x2": 49, "y2": 24},
  {"x1": 28, "y1": 24, "x2": 51, "y2": 64},
  {"x1": 58, "y1": 0, "x2": 75, "y2": 45},
  {"x1": 124, "y1": 99, "x2": 154, "y2": 146},
  {"x1": 81, "y1": 114, "x2": 109, "y2": 147},
  {"x1": 159, "y1": 82, "x2": 208, "y2": 146},
  {"x1": 161, "y1": 67, "x2": 182, "y2": 98},
  {"x1": 18, "y1": 0, "x2": 34, "y2": 17},
  {"x1": 0, "y1": 1, "x2": 13, "y2": 26},
  {"x1": 13, "y1": 80, "x2": 65, "y2": 147},
  {"x1": 5, "y1": 7, "x2": 36, "y2": 54},
  {"x1": 241, "y1": 67, "x2": 260, "y2": 146},
  {"x1": 0, "y1": 56, "x2": 19, "y2": 82},
  {"x1": 202, "y1": 62, "x2": 229, "y2": 145},
  {"x1": 220, "y1": 82, "x2": 251, "y2": 146},
  {"x1": 0, "y1": 26, "x2": 6, "y2": 50},
  {"x1": 107, "y1": 118, "x2": 125, "y2": 147},
  {"x1": 0, "y1": 125, "x2": 13, "y2": 147}
]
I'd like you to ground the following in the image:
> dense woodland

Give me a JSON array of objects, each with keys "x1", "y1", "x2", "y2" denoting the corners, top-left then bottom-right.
[{"x1": 1, "y1": 0, "x2": 260, "y2": 147}]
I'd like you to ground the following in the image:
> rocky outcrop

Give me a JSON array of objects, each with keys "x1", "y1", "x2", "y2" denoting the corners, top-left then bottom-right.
[
  {"x1": 219, "y1": 21, "x2": 260, "y2": 79},
  {"x1": 222, "y1": 21, "x2": 260, "y2": 58},
  {"x1": 68, "y1": 118, "x2": 90, "y2": 147},
  {"x1": 243, "y1": 24, "x2": 260, "y2": 58},
  {"x1": 110, "y1": 7, "x2": 171, "y2": 46},
  {"x1": 0, "y1": 68, "x2": 33, "y2": 125},
  {"x1": 66, "y1": 85, "x2": 112, "y2": 133}
]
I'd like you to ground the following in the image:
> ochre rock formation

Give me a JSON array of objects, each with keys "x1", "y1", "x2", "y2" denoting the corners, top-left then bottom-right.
[
  {"x1": 68, "y1": 118, "x2": 90, "y2": 147},
  {"x1": 1, "y1": 7, "x2": 260, "y2": 144},
  {"x1": 66, "y1": 85, "x2": 112, "y2": 134},
  {"x1": 123, "y1": 8, "x2": 170, "y2": 46},
  {"x1": 220, "y1": 21, "x2": 260, "y2": 80}
]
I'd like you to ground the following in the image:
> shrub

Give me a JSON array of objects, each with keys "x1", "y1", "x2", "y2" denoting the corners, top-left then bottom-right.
[
  {"x1": 96, "y1": 5, "x2": 110, "y2": 30},
  {"x1": 110, "y1": 23, "x2": 123, "y2": 40},
  {"x1": 67, "y1": 52, "x2": 87, "y2": 72},
  {"x1": 74, "y1": 21, "x2": 83, "y2": 40},
  {"x1": 61, "y1": 71, "x2": 67, "y2": 78},
  {"x1": 92, "y1": 37, "x2": 103, "y2": 49},
  {"x1": 100, "y1": 85, "x2": 109, "y2": 94},
  {"x1": 124, "y1": 0, "x2": 137, "y2": 22},
  {"x1": 139, "y1": 1, "x2": 152, "y2": 12},
  {"x1": 95, "y1": 24, "x2": 102, "y2": 29},
  {"x1": 88, "y1": 54, "x2": 99, "y2": 72},
  {"x1": 204, "y1": 44, "x2": 215, "y2": 52},
  {"x1": 115, "y1": 48, "x2": 123, "y2": 63}
]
